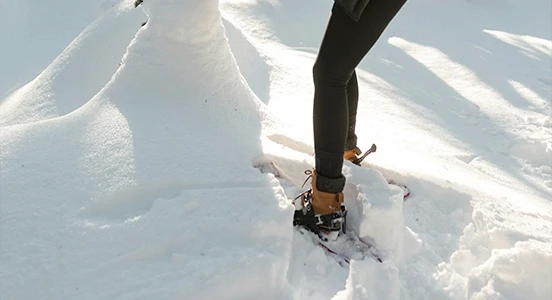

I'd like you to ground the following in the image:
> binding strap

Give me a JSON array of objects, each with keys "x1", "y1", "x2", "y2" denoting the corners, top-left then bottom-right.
[{"x1": 293, "y1": 189, "x2": 347, "y2": 238}]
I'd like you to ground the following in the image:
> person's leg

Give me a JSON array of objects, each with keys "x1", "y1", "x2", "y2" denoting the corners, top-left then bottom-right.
[
  {"x1": 313, "y1": 0, "x2": 407, "y2": 194},
  {"x1": 346, "y1": 71, "x2": 359, "y2": 151}
]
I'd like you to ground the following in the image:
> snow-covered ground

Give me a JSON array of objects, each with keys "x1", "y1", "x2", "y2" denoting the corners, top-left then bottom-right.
[{"x1": 1, "y1": 0, "x2": 550, "y2": 299}]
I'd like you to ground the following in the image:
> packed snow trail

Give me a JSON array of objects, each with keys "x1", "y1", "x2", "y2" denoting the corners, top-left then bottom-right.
[{"x1": 1, "y1": 0, "x2": 551, "y2": 299}]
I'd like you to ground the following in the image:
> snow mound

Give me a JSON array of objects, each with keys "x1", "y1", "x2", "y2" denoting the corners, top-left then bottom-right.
[
  {"x1": 343, "y1": 164, "x2": 417, "y2": 260},
  {"x1": 467, "y1": 240, "x2": 551, "y2": 300},
  {"x1": 0, "y1": 3, "x2": 143, "y2": 126},
  {"x1": 338, "y1": 260, "x2": 400, "y2": 300},
  {"x1": 1, "y1": 1, "x2": 295, "y2": 299},
  {"x1": 436, "y1": 200, "x2": 552, "y2": 300}
]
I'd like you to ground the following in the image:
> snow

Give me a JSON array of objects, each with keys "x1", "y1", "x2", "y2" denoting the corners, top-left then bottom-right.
[
  {"x1": 1, "y1": 0, "x2": 550, "y2": 299},
  {"x1": 341, "y1": 259, "x2": 401, "y2": 300}
]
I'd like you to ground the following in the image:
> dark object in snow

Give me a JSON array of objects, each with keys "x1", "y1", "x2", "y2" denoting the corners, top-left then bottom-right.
[{"x1": 134, "y1": 0, "x2": 143, "y2": 8}]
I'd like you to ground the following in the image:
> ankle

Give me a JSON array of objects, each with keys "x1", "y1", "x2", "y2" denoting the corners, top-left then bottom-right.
[{"x1": 314, "y1": 171, "x2": 346, "y2": 194}]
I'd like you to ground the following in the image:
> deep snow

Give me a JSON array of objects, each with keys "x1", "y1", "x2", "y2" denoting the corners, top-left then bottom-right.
[{"x1": 1, "y1": 0, "x2": 551, "y2": 299}]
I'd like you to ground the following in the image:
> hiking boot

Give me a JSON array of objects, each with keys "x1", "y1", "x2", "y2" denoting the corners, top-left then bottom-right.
[
  {"x1": 310, "y1": 170, "x2": 344, "y2": 216},
  {"x1": 293, "y1": 170, "x2": 347, "y2": 237},
  {"x1": 343, "y1": 147, "x2": 362, "y2": 163},
  {"x1": 344, "y1": 144, "x2": 377, "y2": 166}
]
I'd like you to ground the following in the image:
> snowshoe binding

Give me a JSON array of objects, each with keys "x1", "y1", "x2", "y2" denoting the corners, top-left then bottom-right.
[{"x1": 293, "y1": 170, "x2": 347, "y2": 241}]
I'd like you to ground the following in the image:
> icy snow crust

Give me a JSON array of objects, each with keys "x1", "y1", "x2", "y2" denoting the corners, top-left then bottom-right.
[{"x1": 1, "y1": 0, "x2": 551, "y2": 299}]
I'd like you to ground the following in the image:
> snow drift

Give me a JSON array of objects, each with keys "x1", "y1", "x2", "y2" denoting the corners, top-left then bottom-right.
[{"x1": 2, "y1": 1, "x2": 294, "y2": 299}]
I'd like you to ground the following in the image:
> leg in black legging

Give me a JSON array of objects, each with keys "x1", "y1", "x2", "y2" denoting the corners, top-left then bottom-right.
[
  {"x1": 346, "y1": 70, "x2": 359, "y2": 151},
  {"x1": 313, "y1": 0, "x2": 407, "y2": 193}
]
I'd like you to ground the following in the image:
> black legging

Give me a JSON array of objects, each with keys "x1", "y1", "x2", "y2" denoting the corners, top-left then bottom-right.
[{"x1": 313, "y1": 0, "x2": 407, "y2": 192}]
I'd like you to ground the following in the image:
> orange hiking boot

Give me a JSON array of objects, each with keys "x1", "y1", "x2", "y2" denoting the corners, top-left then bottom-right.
[
  {"x1": 344, "y1": 147, "x2": 362, "y2": 163},
  {"x1": 344, "y1": 144, "x2": 377, "y2": 166},
  {"x1": 293, "y1": 170, "x2": 347, "y2": 238}
]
